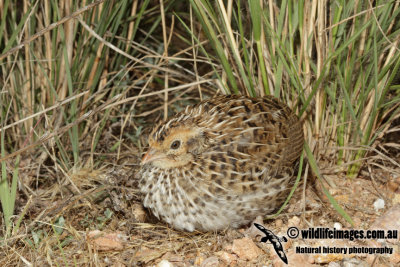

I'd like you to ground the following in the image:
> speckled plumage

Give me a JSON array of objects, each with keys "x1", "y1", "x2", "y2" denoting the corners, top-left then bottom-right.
[{"x1": 137, "y1": 95, "x2": 304, "y2": 231}]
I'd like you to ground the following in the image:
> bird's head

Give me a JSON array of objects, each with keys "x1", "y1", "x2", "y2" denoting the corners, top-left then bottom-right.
[{"x1": 141, "y1": 124, "x2": 208, "y2": 169}]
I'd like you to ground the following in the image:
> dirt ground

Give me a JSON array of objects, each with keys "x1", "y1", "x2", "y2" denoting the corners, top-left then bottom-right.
[{"x1": 2, "y1": 141, "x2": 399, "y2": 267}]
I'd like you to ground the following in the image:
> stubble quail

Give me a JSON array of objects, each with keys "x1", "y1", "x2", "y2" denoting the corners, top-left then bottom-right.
[{"x1": 137, "y1": 95, "x2": 304, "y2": 231}]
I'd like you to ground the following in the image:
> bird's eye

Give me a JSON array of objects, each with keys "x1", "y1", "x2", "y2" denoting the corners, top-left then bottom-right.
[{"x1": 170, "y1": 140, "x2": 181, "y2": 150}]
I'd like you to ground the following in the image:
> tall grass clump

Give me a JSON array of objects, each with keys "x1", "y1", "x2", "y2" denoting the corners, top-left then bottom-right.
[
  {"x1": 0, "y1": 0, "x2": 184, "y2": 239},
  {"x1": 0, "y1": 0, "x2": 221, "y2": 242},
  {"x1": 189, "y1": 0, "x2": 400, "y2": 178},
  {"x1": 187, "y1": 0, "x2": 400, "y2": 223}
]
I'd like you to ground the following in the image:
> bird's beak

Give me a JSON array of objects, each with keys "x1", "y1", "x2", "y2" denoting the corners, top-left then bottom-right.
[{"x1": 141, "y1": 148, "x2": 165, "y2": 165}]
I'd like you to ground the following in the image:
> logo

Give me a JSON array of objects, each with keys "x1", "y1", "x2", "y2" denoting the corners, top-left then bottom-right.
[{"x1": 254, "y1": 223, "x2": 288, "y2": 264}]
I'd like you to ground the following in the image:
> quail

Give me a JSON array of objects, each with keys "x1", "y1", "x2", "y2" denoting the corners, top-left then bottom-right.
[{"x1": 137, "y1": 95, "x2": 304, "y2": 231}]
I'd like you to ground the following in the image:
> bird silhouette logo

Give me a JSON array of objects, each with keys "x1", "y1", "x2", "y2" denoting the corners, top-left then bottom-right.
[{"x1": 254, "y1": 223, "x2": 288, "y2": 264}]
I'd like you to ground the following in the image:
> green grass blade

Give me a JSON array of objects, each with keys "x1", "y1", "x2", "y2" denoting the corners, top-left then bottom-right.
[{"x1": 305, "y1": 142, "x2": 354, "y2": 226}]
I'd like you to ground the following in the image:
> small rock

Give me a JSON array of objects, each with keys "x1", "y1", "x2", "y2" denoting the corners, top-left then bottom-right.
[
  {"x1": 157, "y1": 260, "x2": 174, "y2": 267},
  {"x1": 373, "y1": 198, "x2": 385, "y2": 211},
  {"x1": 245, "y1": 216, "x2": 265, "y2": 238},
  {"x1": 231, "y1": 237, "x2": 263, "y2": 261},
  {"x1": 328, "y1": 187, "x2": 339, "y2": 196},
  {"x1": 132, "y1": 203, "x2": 147, "y2": 222},
  {"x1": 134, "y1": 247, "x2": 164, "y2": 263},
  {"x1": 370, "y1": 204, "x2": 400, "y2": 243},
  {"x1": 215, "y1": 251, "x2": 237, "y2": 265},
  {"x1": 86, "y1": 230, "x2": 125, "y2": 251},
  {"x1": 333, "y1": 222, "x2": 342, "y2": 230}
]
